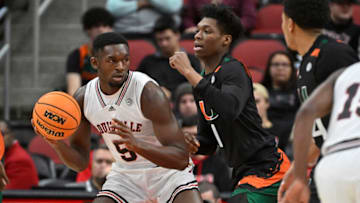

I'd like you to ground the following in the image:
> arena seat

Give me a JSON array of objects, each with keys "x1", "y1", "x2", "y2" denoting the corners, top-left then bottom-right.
[
  {"x1": 28, "y1": 135, "x2": 66, "y2": 164},
  {"x1": 180, "y1": 39, "x2": 194, "y2": 54},
  {"x1": 231, "y1": 39, "x2": 286, "y2": 74},
  {"x1": 251, "y1": 4, "x2": 284, "y2": 35},
  {"x1": 247, "y1": 67, "x2": 265, "y2": 83},
  {"x1": 128, "y1": 39, "x2": 156, "y2": 70},
  {"x1": 353, "y1": 4, "x2": 360, "y2": 25}
]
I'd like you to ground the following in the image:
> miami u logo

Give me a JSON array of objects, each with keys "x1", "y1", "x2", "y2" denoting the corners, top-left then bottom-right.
[{"x1": 199, "y1": 100, "x2": 219, "y2": 121}]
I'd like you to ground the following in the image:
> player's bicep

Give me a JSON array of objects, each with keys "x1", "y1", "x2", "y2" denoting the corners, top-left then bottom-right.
[{"x1": 141, "y1": 82, "x2": 186, "y2": 148}]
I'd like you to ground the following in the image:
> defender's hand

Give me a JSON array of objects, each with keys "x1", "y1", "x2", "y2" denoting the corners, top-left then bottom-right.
[
  {"x1": 278, "y1": 163, "x2": 295, "y2": 202},
  {"x1": 0, "y1": 162, "x2": 8, "y2": 190},
  {"x1": 184, "y1": 132, "x2": 200, "y2": 155},
  {"x1": 280, "y1": 178, "x2": 310, "y2": 203},
  {"x1": 169, "y1": 52, "x2": 193, "y2": 76}
]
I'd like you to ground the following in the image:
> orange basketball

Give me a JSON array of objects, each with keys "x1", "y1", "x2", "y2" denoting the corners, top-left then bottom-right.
[
  {"x1": 0, "y1": 131, "x2": 4, "y2": 160},
  {"x1": 32, "y1": 91, "x2": 81, "y2": 140}
]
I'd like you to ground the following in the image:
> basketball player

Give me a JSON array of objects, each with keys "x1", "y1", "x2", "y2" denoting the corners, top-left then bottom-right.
[
  {"x1": 33, "y1": 32, "x2": 202, "y2": 203},
  {"x1": 280, "y1": 63, "x2": 360, "y2": 203},
  {"x1": 170, "y1": 4, "x2": 290, "y2": 202},
  {"x1": 278, "y1": 0, "x2": 359, "y2": 202}
]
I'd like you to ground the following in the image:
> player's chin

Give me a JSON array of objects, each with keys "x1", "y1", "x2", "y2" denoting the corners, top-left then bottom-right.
[{"x1": 109, "y1": 80, "x2": 124, "y2": 88}]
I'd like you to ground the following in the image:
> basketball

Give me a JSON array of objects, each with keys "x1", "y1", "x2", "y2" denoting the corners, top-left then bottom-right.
[
  {"x1": 32, "y1": 91, "x2": 81, "y2": 140},
  {"x1": 0, "y1": 131, "x2": 4, "y2": 160}
]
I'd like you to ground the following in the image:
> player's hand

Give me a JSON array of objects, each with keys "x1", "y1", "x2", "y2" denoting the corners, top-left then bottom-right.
[
  {"x1": 169, "y1": 52, "x2": 193, "y2": 76},
  {"x1": 278, "y1": 163, "x2": 295, "y2": 202},
  {"x1": 110, "y1": 118, "x2": 139, "y2": 152},
  {"x1": 0, "y1": 162, "x2": 9, "y2": 191},
  {"x1": 279, "y1": 178, "x2": 310, "y2": 203},
  {"x1": 183, "y1": 132, "x2": 200, "y2": 155},
  {"x1": 31, "y1": 118, "x2": 59, "y2": 146}
]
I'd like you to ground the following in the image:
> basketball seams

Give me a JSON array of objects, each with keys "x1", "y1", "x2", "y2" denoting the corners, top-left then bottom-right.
[
  {"x1": 46, "y1": 92, "x2": 81, "y2": 115},
  {"x1": 36, "y1": 102, "x2": 80, "y2": 128},
  {"x1": 34, "y1": 107, "x2": 78, "y2": 130}
]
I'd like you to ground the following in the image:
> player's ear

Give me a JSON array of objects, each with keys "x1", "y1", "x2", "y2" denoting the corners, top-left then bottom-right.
[
  {"x1": 90, "y1": 56, "x2": 99, "y2": 70},
  {"x1": 223, "y1": 34, "x2": 232, "y2": 47}
]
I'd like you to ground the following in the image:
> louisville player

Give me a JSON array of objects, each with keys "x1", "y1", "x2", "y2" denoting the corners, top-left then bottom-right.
[
  {"x1": 278, "y1": 0, "x2": 359, "y2": 202},
  {"x1": 33, "y1": 32, "x2": 202, "y2": 203},
  {"x1": 170, "y1": 4, "x2": 290, "y2": 202},
  {"x1": 281, "y1": 63, "x2": 360, "y2": 203}
]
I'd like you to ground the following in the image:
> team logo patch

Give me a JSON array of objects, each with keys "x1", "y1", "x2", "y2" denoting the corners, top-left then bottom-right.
[
  {"x1": 211, "y1": 75, "x2": 216, "y2": 84},
  {"x1": 126, "y1": 98, "x2": 133, "y2": 106},
  {"x1": 306, "y1": 62, "x2": 312, "y2": 72}
]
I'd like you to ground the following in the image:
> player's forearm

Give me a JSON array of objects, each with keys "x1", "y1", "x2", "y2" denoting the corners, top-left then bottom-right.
[
  {"x1": 135, "y1": 141, "x2": 188, "y2": 170},
  {"x1": 183, "y1": 68, "x2": 203, "y2": 87},
  {"x1": 51, "y1": 141, "x2": 89, "y2": 172},
  {"x1": 293, "y1": 108, "x2": 316, "y2": 182}
]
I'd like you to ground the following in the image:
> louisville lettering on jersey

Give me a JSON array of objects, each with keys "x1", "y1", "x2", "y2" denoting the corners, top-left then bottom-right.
[{"x1": 96, "y1": 120, "x2": 143, "y2": 134}]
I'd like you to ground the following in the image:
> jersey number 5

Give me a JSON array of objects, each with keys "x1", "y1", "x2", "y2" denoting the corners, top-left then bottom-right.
[
  {"x1": 338, "y1": 83, "x2": 360, "y2": 120},
  {"x1": 115, "y1": 144, "x2": 137, "y2": 162}
]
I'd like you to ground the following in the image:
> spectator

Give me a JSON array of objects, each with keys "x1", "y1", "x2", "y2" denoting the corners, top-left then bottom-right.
[
  {"x1": 182, "y1": 1, "x2": 256, "y2": 34},
  {"x1": 0, "y1": 121, "x2": 38, "y2": 189},
  {"x1": 181, "y1": 116, "x2": 232, "y2": 193},
  {"x1": 138, "y1": 16, "x2": 201, "y2": 97},
  {"x1": 173, "y1": 83, "x2": 198, "y2": 120},
  {"x1": 253, "y1": 83, "x2": 273, "y2": 129},
  {"x1": 66, "y1": 145, "x2": 114, "y2": 192},
  {"x1": 106, "y1": 0, "x2": 183, "y2": 35},
  {"x1": 198, "y1": 181, "x2": 222, "y2": 203},
  {"x1": 261, "y1": 50, "x2": 300, "y2": 151},
  {"x1": 66, "y1": 7, "x2": 114, "y2": 96},
  {"x1": 323, "y1": 0, "x2": 360, "y2": 57}
]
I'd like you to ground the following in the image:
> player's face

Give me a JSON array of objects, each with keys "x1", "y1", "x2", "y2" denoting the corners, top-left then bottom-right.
[
  {"x1": 269, "y1": 54, "x2": 292, "y2": 86},
  {"x1": 93, "y1": 44, "x2": 130, "y2": 88},
  {"x1": 155, "y1": 29, "x2": 180, "y2": 57},
  {"x1": 91, "y1": 149, "x2": 114, "y2": 179},
  {"x1": 194, "y1": 18, "x2": 227, "y2": 58},
  {"x1": 281, "y1": 12, "x2": 296, "y2": 50}
]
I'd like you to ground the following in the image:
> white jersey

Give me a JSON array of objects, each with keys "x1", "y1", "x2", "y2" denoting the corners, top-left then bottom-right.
[
  {"x1": 322, "y1": 63, "x2": 360, "y2": 155},
  {"x1": 84, "y1": 71, "x2": 161, "y2": 169}
]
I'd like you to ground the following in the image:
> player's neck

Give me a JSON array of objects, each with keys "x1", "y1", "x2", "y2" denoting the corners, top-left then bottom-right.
[
  {"x1": 201, "y1": 49, "x2": 228, "y2": 74},
  {"x1": 99, "y1": 81, "x2": 122, "y2": 95},
  {"x1": 296, "y1": 30, "x2": 321, "y2": 56}
]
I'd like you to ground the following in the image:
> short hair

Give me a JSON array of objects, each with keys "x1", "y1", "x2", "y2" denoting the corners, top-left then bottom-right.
[
  {"x1": 253, "y1": 83, "x2": 269, "y2": 100},
  {"x1": 82, "y1": 7, "x2": 115, "y2": 31},
  {"x1": 92, "y1": 32, "x2": 129, "y2": 56},
  {"x1": 198, "y1": 181, "x2": 220, "y2": 199},
  {"x1": 153, "y1": 15, "x2": 179, "y2": 33},
  {"x1": 283, "y1": 0, "x2": 330, "y2": 29},
  {"x1": 201, "y1": 4, "x2": 243, "y2": 44},
  {"x1": 181, "y1": 115, "x2": 198, "y2": 128}
]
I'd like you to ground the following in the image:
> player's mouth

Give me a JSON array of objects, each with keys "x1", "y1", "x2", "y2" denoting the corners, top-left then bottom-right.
[
  {"x1": 194, "y1": 43, "x2": 204, "y2": 51},
  {"x1": 112, "y1": 74, "x2": 124, "y2": 82}
]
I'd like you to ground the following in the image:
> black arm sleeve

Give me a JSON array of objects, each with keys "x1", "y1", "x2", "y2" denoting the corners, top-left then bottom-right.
[
  {"x1": 196, "y1": 113, "x2": 218, "y2": 155},
  {"x1": 315, "y1": 43, "x2": 359, "y2": 83},
  {"x1": 66, "y1": 49, "x2": 81, "y2": 73},
  {"x1": 193, "y1": 62, "x2": 251, "y2": 121}
]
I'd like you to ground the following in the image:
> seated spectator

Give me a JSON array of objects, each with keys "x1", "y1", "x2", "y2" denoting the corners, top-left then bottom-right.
[
  {"x1": 198, "y1": 181, "x2": 222, "y2": 203},
  {"x1": 261, "y1": 50, "x2": 300, "y2": 151},
  {"x1": 106, "y1": 0, "x2": 183, "y2": 35},
  {"x1": 181, "y1": 116, "x2": 232, "y2": 193},
  {"x1": 66, "y1": 145, "x2": 114, "y2": 192},
  {"x1": 182, "y1": 1, "x2": 256, "y2": 34},
  {"x1": 173, "y1": 83, "x2": 198, "y2": 120},
  {"x1": 323, "y1": 0, "x2": 360, "y2": 57},
  {"x1": 253, "y1": 83, "x2": 273, "y2": 129},
  {"x1": 138, "y1": 16, "x2": 201, "y2": 97},
  {"x1": 66, "y1": 7, "x2": 114, "y2": 96},
  {"x1": 0, "y1": 121, "x2": 38, "y2": 189}
]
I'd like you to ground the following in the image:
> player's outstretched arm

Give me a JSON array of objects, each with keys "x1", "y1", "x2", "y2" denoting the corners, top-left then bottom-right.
[
  {"x1": 280, "y1": 69, "x2": 344, "y2": 203},
  {"x1": 112, "y1": 81, "x2": 189, "y2": 170},
  {"x1": 32, "y1": 86, "x2": 91, "y2": 172}
]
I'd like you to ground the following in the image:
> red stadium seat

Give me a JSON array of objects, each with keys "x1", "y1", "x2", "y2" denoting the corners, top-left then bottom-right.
[
  {"x1": 248, "y1": 67, "x2": 264, "y2": 83},
  {"x1": 128, "y1": 40, "x2": 156, "y2": 70},
  {"x1": 252, "y1": 4, "x2": 284, "y2": 35},
  {"x1": 180, "y1": 39, "x2": 195, "y2": 54},
  {"x1": 353, "y1": 4, "x2": 360, "y2": 25},
  {"x1": 231, "y1": 39, "x2": 286, "y2": 75},
  {"x1": 28, "y1": 135, "x2": 67, "y2": 164}
]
